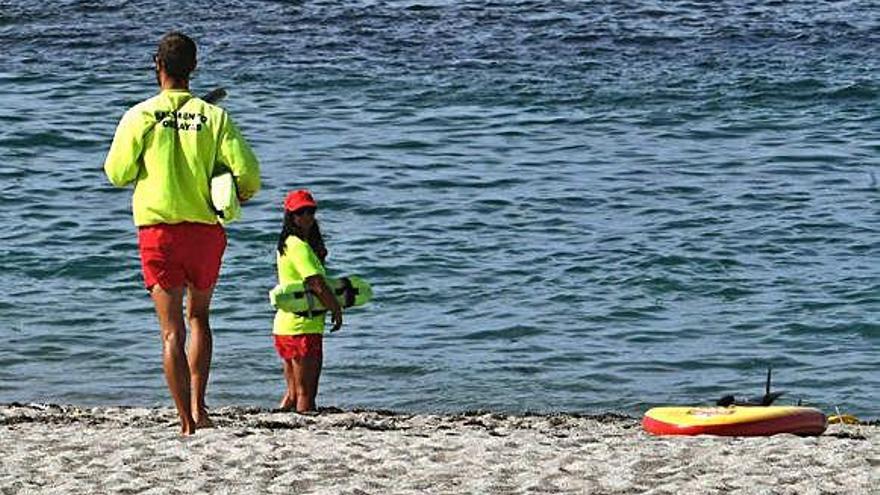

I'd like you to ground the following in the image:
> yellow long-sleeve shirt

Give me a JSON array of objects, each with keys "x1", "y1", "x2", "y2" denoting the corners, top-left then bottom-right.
[{"x1": 104, "y1": 89, "x2": 260, "y2": 226}]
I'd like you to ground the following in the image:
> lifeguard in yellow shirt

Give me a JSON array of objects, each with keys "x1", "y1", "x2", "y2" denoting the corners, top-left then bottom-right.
[{"x1": 104, "y1": 32, "x2": 260, "y2": 435}]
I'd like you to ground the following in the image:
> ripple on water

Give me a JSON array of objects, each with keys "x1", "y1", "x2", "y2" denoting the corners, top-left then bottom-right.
[{"x1": 0, "y1": 0, "x2": 877, "y2": 417}]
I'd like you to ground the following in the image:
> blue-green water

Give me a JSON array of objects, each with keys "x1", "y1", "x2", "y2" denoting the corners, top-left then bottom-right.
[{"x1": 0, "y1": 1, "x2": 877, "y2": 418}]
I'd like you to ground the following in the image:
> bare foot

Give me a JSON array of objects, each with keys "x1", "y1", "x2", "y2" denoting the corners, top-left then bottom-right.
[
  {"x1": 193, "y1": 409, "x2": 213, "y2": 429},
  {"x1": 180, "y1": 420, "x2": 196, "y2": 436},
  {"x1": 195, "y1": 416, "x2": 214, "y2": 429},
  {"x1": 278, "y1": 392, "x2": 296, "y2": 412}
]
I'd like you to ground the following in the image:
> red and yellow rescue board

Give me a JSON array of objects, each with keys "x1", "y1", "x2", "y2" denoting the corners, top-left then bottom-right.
[{"x1": 643, "y1": 406, "x2": 827, "y2": 436}]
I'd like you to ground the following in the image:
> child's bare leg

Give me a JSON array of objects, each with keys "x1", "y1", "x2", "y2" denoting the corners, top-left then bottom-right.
[
  {"x1": 279, "y1": 359, "x2": 297, "y2": 411},
  {"x1": 293, "y1": 357, "x2": 321, "y2": 412}
]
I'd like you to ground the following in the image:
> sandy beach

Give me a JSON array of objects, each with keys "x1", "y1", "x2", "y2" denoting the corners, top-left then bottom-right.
[{"x1": 1, "y1": 404, "x2": 876, "y2": 494}]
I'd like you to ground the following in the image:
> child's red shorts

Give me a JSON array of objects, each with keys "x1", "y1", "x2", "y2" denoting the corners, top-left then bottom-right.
[
  {"x1": 274, "y1": 334, "x2": 323, "y2": 360},
  {"x1": 137, "y1": 222, "x2": 226, "y2": 291}
]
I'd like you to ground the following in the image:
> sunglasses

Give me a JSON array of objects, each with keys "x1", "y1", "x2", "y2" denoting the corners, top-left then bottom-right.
[{"x1": 292, "y1": 207, "x2": 317, "y2": 216}]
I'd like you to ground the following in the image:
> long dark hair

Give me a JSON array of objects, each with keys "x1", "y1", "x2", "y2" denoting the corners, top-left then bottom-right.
[{"x1": 277, "y1": 211, "x2": 328, "y2": 264}]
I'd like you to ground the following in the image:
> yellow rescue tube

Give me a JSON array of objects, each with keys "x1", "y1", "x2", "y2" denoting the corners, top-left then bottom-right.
[
  {"x1": 643, "y1": 406, "x2": 827, "y2": 436},
  {"x1": 270, "y1": 275, "x2": 372, "y2": 316}
]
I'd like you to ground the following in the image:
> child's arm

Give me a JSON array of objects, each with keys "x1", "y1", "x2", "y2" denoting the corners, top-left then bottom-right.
[{"x1": 305, "y1": 275, "x2": 343, "y2": 332}]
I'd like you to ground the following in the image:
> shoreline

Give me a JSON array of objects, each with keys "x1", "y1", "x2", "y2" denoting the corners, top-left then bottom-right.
[{"x1": 2, "y1": 403, "x2": 877, "y2": 494}]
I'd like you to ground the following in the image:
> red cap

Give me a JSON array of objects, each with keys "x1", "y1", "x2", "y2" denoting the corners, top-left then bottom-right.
[{"x1": 284, "y1": 189, "x2": 317, "y2": 212}]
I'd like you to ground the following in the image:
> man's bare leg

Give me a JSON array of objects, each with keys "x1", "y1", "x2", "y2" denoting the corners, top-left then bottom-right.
[
  {"x1": 186, "y1": 284, "x2": 215, "y2": 428},
  {"x1": 151, "y1": 285, "x2": 196, "y2": 435}
]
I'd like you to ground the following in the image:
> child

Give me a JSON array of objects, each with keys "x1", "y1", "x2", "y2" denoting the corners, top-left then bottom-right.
[{"x1": 273, "y1": 189, "x2": 343, "y2": 413}]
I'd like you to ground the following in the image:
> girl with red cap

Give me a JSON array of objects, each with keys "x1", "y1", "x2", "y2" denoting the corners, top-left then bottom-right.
[{"x1": 273, "y1": 189, "x2": 343, "y2": 413}]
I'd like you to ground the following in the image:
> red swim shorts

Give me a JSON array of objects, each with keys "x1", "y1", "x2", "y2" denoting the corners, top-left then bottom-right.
[
  {"x1": 137, "y1": 222, "x2": 226, "y2": 291},
  {"x1": 274, "y1": 334, "x2": 323, "y2": 360}
]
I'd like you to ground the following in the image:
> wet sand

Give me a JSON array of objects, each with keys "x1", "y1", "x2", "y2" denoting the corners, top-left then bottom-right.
[{"x1": 1, "y1": 404, "x2": 877, "y2": 494}]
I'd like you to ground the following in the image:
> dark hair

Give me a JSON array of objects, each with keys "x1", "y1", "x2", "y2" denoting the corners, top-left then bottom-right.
[
  {"x1": 155, "y1": 32, "x2": 197, "y2": 80},
  {"x1": 277, "y1": 212, "x2": 328, "y2": 264}
]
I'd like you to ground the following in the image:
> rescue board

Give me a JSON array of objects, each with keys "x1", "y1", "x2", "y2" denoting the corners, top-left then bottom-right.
[
  {"x1": 270, "y1": 275, "x2": 372, "y2": 316},
  {"x1": 643, "y1": 406, "x2": 827, "y2": 436}
]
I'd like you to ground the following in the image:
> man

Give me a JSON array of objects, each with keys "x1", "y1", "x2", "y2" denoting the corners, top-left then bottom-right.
[{"x1": 104, "y1": 32, "x2": 260, "y2": 435}]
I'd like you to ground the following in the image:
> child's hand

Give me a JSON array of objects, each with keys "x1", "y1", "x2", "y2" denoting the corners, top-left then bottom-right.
[
  {"x1": 307, "y1": 274, "x2": 343, "y2": 332},
  {"x1": 330, "y1": 310, "x2": 343, "y2": 332}
]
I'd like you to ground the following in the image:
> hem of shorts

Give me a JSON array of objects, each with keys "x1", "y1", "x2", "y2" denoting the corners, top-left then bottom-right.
[
  {"x1": 144, "y1": 280, "x2": 218, "y2": 292},
  {"x1": 136, "y1": 218, "x2": 222, "y2": 229}
]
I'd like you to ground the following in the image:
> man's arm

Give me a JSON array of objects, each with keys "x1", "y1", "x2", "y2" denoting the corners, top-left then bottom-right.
[{"x1": 103, "y1": 111, "x2": 145, "y2": 187}]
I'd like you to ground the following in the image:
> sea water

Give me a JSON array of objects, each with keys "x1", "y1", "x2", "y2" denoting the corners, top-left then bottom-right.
[{"x1": 0, "y1": 0, "x2": 877, "y2": 417}]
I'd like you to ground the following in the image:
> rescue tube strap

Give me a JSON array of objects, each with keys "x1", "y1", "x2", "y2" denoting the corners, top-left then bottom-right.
[
  {"x1": 295, "y1": 309, "x2": 327, "y2": 318},
  {"x1": 304, "y1": 287, "x2": 316, "y2": 318}
]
